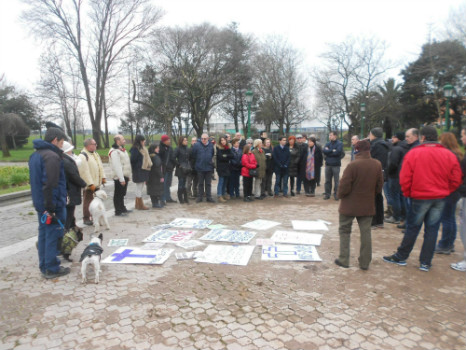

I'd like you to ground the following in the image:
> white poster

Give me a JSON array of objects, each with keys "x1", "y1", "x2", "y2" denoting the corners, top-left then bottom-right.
[
  {"x1": 175, "y1": 251, "x2": 203, "y2": 260},
  {"x1": 291, "y1": 220, "x2": 329, "y2": 231},
  {"x1": 261, "y1": 245, "x2": 322, "y2": 261},
  {"x1": 195, "y1": 245, "x2": 255, "y2": 266},
  {"x1": 200, "y1": 229, "x2": 256, "y2": 243},
  {"x1": 175, "y1": 240, "x2": 205, "y2": 250},
  {"x1": 242, "y1": 219, "x2": 281, "y2": 231},
  {"x1": 143, "y1": 229, "x2": 195, "y2": 243},
  {"x1": 102, "y1": 247, "x2": 173, "y2": 264},
  {"x1": 107, "y1": 239, "x2": 129, "y2": 247},
  {"x1": 271, "y1": 231, "x2": 323, "y2": 246},
  {"x1": 255, "y1": 238, "x2": 275, "y2": 246},
  {"x1": 169, "y1": 218, "x2": 212, "y2": 229},
  {"x1": 142, "y1": 242, "x2": 165, "y2": 250}
]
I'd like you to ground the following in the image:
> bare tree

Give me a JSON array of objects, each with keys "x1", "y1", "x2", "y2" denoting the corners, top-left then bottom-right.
[{"x1": 22, "y1": 0, "x2": 163, "y2": 148}]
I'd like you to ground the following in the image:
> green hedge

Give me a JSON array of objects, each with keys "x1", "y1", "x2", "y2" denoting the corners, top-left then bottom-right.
[{"x1": 0, "y1": 167, "x2": 30, "y2": 188}]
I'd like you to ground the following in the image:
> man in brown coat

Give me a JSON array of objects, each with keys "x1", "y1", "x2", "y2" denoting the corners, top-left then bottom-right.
[{"x1": 335, "y1": 140, "x2": 384, "y2": 270}]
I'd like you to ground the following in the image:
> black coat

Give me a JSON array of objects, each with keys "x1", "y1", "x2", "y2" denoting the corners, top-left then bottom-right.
[
  {"x1": 63, "y1": 154, "x2": 87, "y2": 206},
  {"x1": 216, "y1": 146, "x2": 233, "y2": 177},
  {"x1": 288, "y1": 146, "x2": 301, "y2": 177},
  {"x1": 159, "y1": 143, "x2": 176, "y2": 173},
  {"x1": 262, "y1": 146, "x2": 273, "y2": 173},
  {"x1": 230, "y1": 147, "x2": 243, "y2": 172},
  {"x1": 386, "y1": 140, "x2": 410, "y2": 178},
  {"x1": 174, "y1": 145, "x2": 191, "y2": 178},
  {"x1": 130, "y1": 147, "x2": 150, "y2": 183},
  {"x1": 370, "y1": 138, "x2": 390, "y2": 180},
  {"x1": 298, "y1": 145, "x2": 323, "y2": 183},
  {"x1": 146, "y1": 153, "x2": 164, "y2": 197}
]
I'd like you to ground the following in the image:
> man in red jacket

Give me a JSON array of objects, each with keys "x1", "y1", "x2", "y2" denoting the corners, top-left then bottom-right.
[{"x1": 383, "y1": 126, "x2": 462, "y2": 271}]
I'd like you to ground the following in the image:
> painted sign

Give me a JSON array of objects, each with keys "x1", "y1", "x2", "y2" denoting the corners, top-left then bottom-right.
[
  {"x1": 107, "y1": 239, "x2": 129, "y2": 247},
  {"x1": 200, "y1": 229, "x2": 256, "y2": 243},
  {"x1": 169, "y1": 218, "x2": 212, "y2": 229},
  {"x1": 242, "y1": 219, "x2": 281, "y2": 231},
  {"x1": 102, "y1": 247, "x2": 173, "y2": 264},
  {"x1": 143, "y1": 230, "x2": 195, "y2": 243},
  {"x1": 261, "y1": 245, "x2": 322, "y2": 261},
  {"x1": 271, "y1": 231, "x2": 323, "y2": 246},
  {"x1": 195, "y1": 245, "x2": 255, "y2": 266},
  {"x1": 175, "y1": 240, "x2": 205, "y2": 250}
]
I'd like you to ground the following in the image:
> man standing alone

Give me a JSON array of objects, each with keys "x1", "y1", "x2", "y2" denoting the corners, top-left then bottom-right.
[
  {"x1": 335, "y1": 140, "x2": 383, "y2": 270},
  {"x1": 323, "y1": 131, "x2": 343, "y2": 200},
  {"x1": 108, "y1": 135, "x2": 132, "y2": 216}
]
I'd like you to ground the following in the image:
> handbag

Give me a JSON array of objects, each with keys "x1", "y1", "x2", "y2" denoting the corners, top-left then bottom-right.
[
  {"x1": 180, "y1": 165, "x2": 192, "y2": 176},
  {"x1": 249, "y1": 168, "x2": 258, "y2": 177}
]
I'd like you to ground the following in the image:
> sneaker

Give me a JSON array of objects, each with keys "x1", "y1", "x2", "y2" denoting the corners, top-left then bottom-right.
[
  {"x1": 435, "y1": 246, "x2": 452, "y2": 255},
  {"x1": 334, "y1": 259, "x2": 349, "y2": 268},
  {"x1": 218, "y1": 196, "x2": 226, "y2": 203},
  {"x1": 385, "y1": 216, "x2": 401, "y2": 224},
  {"x1": 371, "y1": 224, "x2": 384, "y2": 229},
  {"x1": 44, "y1": 266, "x2": 70, "y2": 279},
  {"x1": 115, "y1": 212, "x2": 128, "y2": 217},
  {"x1": 450, "y1": 261, "x2": 466, "y2": 272},
  {"x1": 419, "y1": 264, "x2": 431, "y2": 272},
  {"x1": 383, "y1": 254, "x2": 407, "y2": 266},
  {"x1": 122, "y1": 209, "x2": 133, "y2": 214}
]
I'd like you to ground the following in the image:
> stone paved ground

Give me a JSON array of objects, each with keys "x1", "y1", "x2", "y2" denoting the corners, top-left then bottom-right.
[{"x1": 0, "y1": 160, "x2": 465, "y2": 349}]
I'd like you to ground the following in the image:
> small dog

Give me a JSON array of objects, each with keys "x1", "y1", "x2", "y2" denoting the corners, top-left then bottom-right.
[
  {"x1": 89, "y1": 189, "x2": 110, "y2": 233},
  {"x1": 61, "y1": 226, "x2": 84, "y2": 262},
  {"x1": 80, "y1": 234, "x2": 104, "y2": 284}
]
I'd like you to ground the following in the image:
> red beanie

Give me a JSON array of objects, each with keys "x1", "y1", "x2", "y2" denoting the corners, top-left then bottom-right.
[{"x1": 161, "y1": 135, "x2": 170, "y2": 142}]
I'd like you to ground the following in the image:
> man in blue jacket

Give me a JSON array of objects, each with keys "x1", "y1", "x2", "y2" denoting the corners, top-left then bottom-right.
[
  {"x1": 273, "y1": 136, "x2": 290, "y2": 197},
  {"x1": 323, "y1": 131, "x2": 344, "y2": 200},
  {"x1": 191, "y1": 133, "x2": 215, "y2": 203},
  {"x1": 29, "y1": 127, "x2": 70, "y2": 279}
]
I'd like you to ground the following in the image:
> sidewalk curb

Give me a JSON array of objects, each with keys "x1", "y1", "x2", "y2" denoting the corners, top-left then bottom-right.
[{"x1": 0, "y1": 190, "x2": 31, "y2": 202}]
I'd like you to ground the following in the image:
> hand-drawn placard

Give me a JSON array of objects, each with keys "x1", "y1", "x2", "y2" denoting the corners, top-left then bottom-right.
[
  {"x1": 141, "y1": 242, "x2": 165, "y2": 250},
  {"x1": 291, "y1": 220, "x2": 329, "y2": 231},
  {"x1": 261, "y1": 245, "x2": 322, "y2": 261},
  {"x1": 255, "y1": 238, "x2": 275, "y2": 246},
  {"x1": 199, "y1": 229, "x2": 256, "y2": 243},
  {"x1": 107, "y1": 239, "x2": 129, "y2": 247},
  {"x1": 143, "y1": 230, "x2": 194, "y2": 243},
  {"x1": 150, "y1": 224, "x2": 173, "y2": 231},
  {"x1": 102, "y1": 247, "x2": 173, "y2": 264},
  {"x1": 195, "y1": 245, "x2": 255, "y2": 266},
  {"x1": 271, "y1": 231, "x2": 323, "y2": 246},
  {"x1": 169, "y1": 218, "x2": 212, "y2": 229},
  {"x1": 242, "y1": 219, "x2": 281, "y2": 231},
  {"x1": 175, "y1": 240, "x2": 205, "y2": 250}
]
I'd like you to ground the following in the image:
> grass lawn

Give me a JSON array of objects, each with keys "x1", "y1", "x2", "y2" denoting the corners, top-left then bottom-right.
[{"x1": 0, "y1": 184, "x2": 30, "y2": 196}]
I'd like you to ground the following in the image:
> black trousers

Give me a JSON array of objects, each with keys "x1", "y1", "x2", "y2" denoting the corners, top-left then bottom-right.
[
  {"x1": 197, "y1": 171, "x2": 213, "y2": 199},
  {"x1": 114, "y1": 177, "x2": 129, "y2": 215},
  {"x1": 65, "y1": 204, "x2": 76, "y2": 231},
  {"x1": 243, "y1": 176, "x2": 253, "y2": 198},
  {"x1": 303, "y1": 178, "x2": 317, "y2": 194},
  {"x1": 372, "y1": 192, "x2": 384, "y2": 226}
]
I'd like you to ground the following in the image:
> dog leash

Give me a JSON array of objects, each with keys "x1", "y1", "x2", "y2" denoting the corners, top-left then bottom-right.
[{"x1": 41, "y1": 212, "x2": 65, "y2": 229}]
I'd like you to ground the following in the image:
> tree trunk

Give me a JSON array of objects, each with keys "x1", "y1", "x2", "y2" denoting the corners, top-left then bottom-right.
[{"x1": 0, "y1": 130, "x2": 10, "y2": 157}]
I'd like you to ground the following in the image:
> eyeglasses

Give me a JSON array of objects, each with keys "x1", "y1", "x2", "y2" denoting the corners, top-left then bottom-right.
[
  {"x1": 90, "y1": 143, "x2": 97, "y2": 146},
  {"x1": 201, "y1": 138, "x2": 208, "y2": 140}
]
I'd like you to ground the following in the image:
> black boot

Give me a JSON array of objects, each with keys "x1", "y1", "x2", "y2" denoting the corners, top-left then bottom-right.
[
  {"x1": 177, "y1": 190, "x2": 184, "y2": 204},
  {"x1": 183, "y1": 189, "x2": 189, "y2": 204}
]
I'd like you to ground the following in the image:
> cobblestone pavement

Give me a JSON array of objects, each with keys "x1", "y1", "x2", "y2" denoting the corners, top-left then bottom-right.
[{"x1": 0, "y1": 161, "x2": 465, "y2": 349}]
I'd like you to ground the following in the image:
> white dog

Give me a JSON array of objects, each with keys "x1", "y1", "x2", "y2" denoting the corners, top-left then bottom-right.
[
  {"x1": 89, "y1": 189, "x2": 110, "y2": 233},
  {"x1": 80, "y1": 234, "x2": 104, "y2": 284}
]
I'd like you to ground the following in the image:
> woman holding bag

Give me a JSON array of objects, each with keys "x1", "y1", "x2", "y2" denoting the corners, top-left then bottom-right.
[
  {"x1": 241, "y1": 144, "x2": 258, "y2": 202},
  {"x1": 130, "y1": 135, "x2": 152, "y2": 210}
]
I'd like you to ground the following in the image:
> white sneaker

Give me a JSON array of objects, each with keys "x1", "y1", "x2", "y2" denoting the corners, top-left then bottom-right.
[{"x1": 450, "y1": 260, "x2": 466, "y2": 272}]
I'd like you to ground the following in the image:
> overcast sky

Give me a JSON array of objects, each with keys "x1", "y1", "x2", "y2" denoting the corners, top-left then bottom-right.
[{"x1": 0, "y1": 0, "x2": 463, "y2": 91}]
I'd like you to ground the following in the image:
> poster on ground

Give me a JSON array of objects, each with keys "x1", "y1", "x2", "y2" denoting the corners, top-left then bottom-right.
[
  {"x1": 200, "y1": 229, "x2": 256, "y2": 243},
  {"x1": 107, "y1": 239, "x2": 129, "y2": 247},
  {"x1": 169, "y1": 218, "x2": 212, "y2": 229},
  {"x1": 271, "y1": 231, "x2": 323, "y2": 246},
  {"x1": 175, "y1": 240, "x2": 205, "y2": 250},
  {"x1": 261, "y1": 244, "x2": 322, "y2": 261},
  {"x1": 291, "y1": 220, "x2": 329, "y2": 231},
  {"x1": 102, "y1": 247, "x2": 173, "y2": 264},
  {"x1": 242, "y1": 219, "x2": 281, "y2": 231},
  {"x1": 195, "y1": 245, "x2": 255, "y2": 266},
  {"x1": 143, "y1": 230, "x2": 195, "y2": 243}
]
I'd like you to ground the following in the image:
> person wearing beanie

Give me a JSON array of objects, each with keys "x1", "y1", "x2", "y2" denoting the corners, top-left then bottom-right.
[
  {"x1": 108, "y1": 135, "x2": 132, "y2": 216},
  {"x1": 335, "y1": 139, "x2": 383, "y2": 270},
  {"x1": 385, "y1": 131, "x2": 410, "y2": 225},
  {"x1": 62, "y1": 141, "x2": 87, "y2": 231},
  {"x1": 323, "y1": 131, "x2": 344, "y2": 200},
  {"x1": 29, "y1": 127, "x2": 70, "y2": 279},
  {"x1": 369, "y1": 127, "x2": 390, "y2": 228},
  {"x1": 159, "y1": 135, "x2": 177, "y2": 204}
]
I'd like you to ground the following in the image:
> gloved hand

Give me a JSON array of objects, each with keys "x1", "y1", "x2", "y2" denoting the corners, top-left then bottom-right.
[{"x1": 89, "y1": 185, "x2": 96, "y2": 192}]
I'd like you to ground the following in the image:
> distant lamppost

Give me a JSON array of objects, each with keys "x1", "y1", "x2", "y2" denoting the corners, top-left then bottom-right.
[
  {"x1": 245, "y1": 90, "x2": 254, "y2": 138},
  {"x1": 340, "y1": 113, "x2": 344, "y2": 142},
  {"x1": 443, "y1": 84, "x2": 454, "y2": 131},
  {"x1": 360, "y1": 103, "x2": 366, "y2": 139}
]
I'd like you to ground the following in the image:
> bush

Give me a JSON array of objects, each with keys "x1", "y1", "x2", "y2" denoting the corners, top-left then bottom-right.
[{"x1": 0, "y1": 166, "x2": 30, "y2": 188}]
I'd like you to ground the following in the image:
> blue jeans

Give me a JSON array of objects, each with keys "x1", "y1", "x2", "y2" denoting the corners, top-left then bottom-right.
[
  {"x1": 274, "y1": 168, "x2": 289, "y2": 195},
  {"x1": 395, "y1": 198, "x2": 445, "y2": 266},
  {"x1": 163, "y1": 171, "x2": 173, "y2": 201},
  {"x1": 217, "y1": 176, "x2": 227, "y2": 196},
  {"x1": 296, "y1": 175, "x2": 303, "y2": 193},
  {"x1": 389, "y1": 178, "x2": 405, "y2": 221},
  {"x1": 383, "y1": 181, "x2": 391, "y2": 207},
  {"x1": 229, "y1": 170, "x2": 241, "y2": 197},
  {"x1": 178, "y1": 176, "x2": 186, "y2": 190},
  {"x1": 438, "y1": 192, "x2": 461, "y2": 249},
  {"x1": 37, "y1": 207, "x2": 66, "y2": 274}
]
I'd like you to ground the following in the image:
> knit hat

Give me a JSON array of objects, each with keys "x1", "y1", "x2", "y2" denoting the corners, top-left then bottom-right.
[
  {"x1": 161, "y1": 135, "x2": 170, "y2": 142},
  {"x1": 253, "y1": 139, "x2": 262, "y2": 148},
  {"x1": 354, "y1": 140, "x2": 371, "y2": 152},
  {"x1": 370, "y1": 127, "x2": 383, "y2": 139},
  {"x1": 393, "y1": 131, "x2": 405, "y2": 141},
  {"x1": 61, "y1": 141, "x2": 74, "y2": 153},
  {"x1": 44, "y1": 127, "x2": 67, "y2": 143}
]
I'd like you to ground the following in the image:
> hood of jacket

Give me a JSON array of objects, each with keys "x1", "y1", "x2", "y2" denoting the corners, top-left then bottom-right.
[{"x1": 33, "y1": 139, "x2": 63, "y2": 154}]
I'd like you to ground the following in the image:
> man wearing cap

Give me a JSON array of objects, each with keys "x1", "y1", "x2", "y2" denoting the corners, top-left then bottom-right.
[
  {"x1": 191, "y1": 133, "x2": 215, "y2": 203},
  {"x1": 78, "y1": 139, "x2": 106, "y2": 225},
  {"x1": 383, "y1": 126, "x2": 462, "y2": 272},
  {"x1": 369, "y1": 127, "x2": 390, "y2": 228},
  {"x1": 159, "y1": 134, "x2": 177, "y2": 203},
  {"x1": 385, "y1": 132, "x2": 409, "y2": 224},
  {"x1": 335, "y1": 140, "x2": 384, "y2": 270},
  {"x1": 108, "y1": 135, "x2": 132, "y2": 216},
  {"x1": 29, "y1": 127, "x2": 70, "y2": 279}
]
